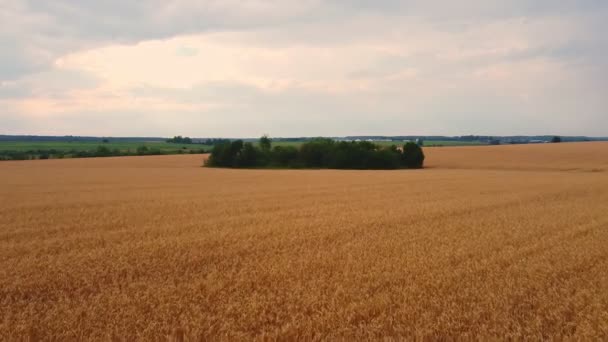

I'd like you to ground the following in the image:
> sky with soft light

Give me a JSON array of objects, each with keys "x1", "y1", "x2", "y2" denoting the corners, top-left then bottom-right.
[{"x1": 1, "y1": 0, "x2": 607, "y2": 137}]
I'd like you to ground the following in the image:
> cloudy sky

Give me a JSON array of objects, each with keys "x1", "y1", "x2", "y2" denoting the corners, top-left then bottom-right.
[{"x1": 1, "y1": 1, "x2": 607, "y2": 137}]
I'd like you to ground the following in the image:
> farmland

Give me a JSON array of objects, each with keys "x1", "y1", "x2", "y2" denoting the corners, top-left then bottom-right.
[
  {"x1": 1, "y1": 142, "x2": 608, "y2": 339},
  {"x1": 0, "y1": 141, "x2": 211, "y2": 152},
  {"x1": 0, "y1": 139, "x2": 483, "y2": 161},
  {"x1": 0, "y1": 140, "x2": 477, "y2": 153},
  {"x1": 0, "y1": 141, "x2": 212, "y2": 160}
]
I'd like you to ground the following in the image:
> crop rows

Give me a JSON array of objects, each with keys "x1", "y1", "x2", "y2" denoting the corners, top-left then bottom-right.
[{"x1": 1, "y1": 143, "x2": 608, "y2": 339}]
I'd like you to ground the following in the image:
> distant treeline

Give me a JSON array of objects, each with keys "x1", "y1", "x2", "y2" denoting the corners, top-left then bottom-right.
[
  {"x1": 166, "y1": 136, "x2": 235, "y2": 145},
  {"x1": 206, "y1": 136, "x2": 425, "y2": 169},
  {"x1": 166, "y1": 136, "x2": 193, "y2": 144},
  {"x1": 201, "y1": 138, "x2": 232, "y2": 146},
  {"x1": 0, "y1": 146, "x2": 207, "y2": 161}
]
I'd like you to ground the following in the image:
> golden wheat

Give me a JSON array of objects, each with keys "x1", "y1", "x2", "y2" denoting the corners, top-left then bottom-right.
[{"x1": 1, "y1": 142, "x2": 608, "y2": 340}]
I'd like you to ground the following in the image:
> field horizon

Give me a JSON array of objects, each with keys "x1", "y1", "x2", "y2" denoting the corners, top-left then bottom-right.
[{"x1": 2, "y1": 142, "x2": 608, "y2": 339}]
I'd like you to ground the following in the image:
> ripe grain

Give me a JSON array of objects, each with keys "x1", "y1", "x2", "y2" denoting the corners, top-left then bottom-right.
[{"x1": 1, "y1": 143, "x2": 608, "y2": 339}]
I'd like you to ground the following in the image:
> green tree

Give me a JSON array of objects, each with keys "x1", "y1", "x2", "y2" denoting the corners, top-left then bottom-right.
[
  {"x1": 236, "y1": 143, "x2": 258, "y2": 167},
  {"x1": 402, "y1": 142, "x2": 425, "y2": 168},
  {"x1": 207, "y1": 140, "x2": 245, "y2": 167},
  {"x1": 299, "y1": 138, "x2": 335, "y2": 168},
  {"x1": 271, "y1": 146, "x2": 299, "y2": 167},
  {"x1": 260, "y1": 135, "x2": 272, "y2": 151}
]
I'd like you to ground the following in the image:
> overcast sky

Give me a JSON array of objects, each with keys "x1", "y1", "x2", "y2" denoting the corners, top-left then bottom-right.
[{"x1": 1, "y1": 1, "x2": 607, "y2": 137}]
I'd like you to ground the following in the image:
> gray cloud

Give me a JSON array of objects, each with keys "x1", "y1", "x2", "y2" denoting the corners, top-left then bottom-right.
[
  {"x1": 0, "y1": 68, "x2": 100, "y2": 100},
  {"x1": 3, "y1": 0, "x2": 607, "y2": 80},
  {"x1": 1, "y1": 1, "x2": 607, "y2": 136}
]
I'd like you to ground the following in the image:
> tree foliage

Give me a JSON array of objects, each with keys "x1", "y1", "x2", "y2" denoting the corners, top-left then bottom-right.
[
  {"x1": 206, "y1": 136, "x2": 425, "y2": 170},
  {"x1": 260, "y1": 135, "x2": 272, "y2": 151},
  {"x1": 167, "y1": 136, "x2": 193, "y2": 144},
  {"x1": 402, "y1": 142, "x2": 425, "y2": 168}
]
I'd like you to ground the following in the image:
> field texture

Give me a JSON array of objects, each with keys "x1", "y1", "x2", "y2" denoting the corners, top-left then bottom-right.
[{"x1": 1, "y1": 142, "x2": 608, "y2": 339}]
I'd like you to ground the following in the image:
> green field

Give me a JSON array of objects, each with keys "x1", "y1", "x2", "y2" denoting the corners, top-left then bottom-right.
[
  {"x1": 0, "y1": 141, "x2": 212, "y2": 153},
  {"x1": 372, "y1": 140, "x2": 487, "y2": 147},
  {"x1": 0, "y1": 141, "x2": 213, "y2": 160},
  {"x1": 0, "y1": 139, "x2": 487, "y2": 161},
  {"x1": 0, "y1": 139, "x2": 485, "y2": 152},
  {"x1": 267, "y1": 140, "x2": 486, "y2": 148}
]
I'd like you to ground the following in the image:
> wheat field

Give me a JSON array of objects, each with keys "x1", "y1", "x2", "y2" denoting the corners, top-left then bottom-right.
[{"x1": 1, "y1": 142, "x2": 608, "y2": 340}]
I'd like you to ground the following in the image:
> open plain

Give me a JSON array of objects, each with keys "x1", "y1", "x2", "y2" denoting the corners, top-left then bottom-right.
[{"x1": 1, "y1": 142, "x2": 608, "y2": 339}]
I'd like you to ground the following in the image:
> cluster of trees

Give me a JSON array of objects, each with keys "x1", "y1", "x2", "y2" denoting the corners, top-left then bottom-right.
[
  {"x1": 166, "y1": 136, "x2": 193, "y2": 144},
  {"x1": 206, "y1": 136, "x2": 425, "y2": 169}
]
